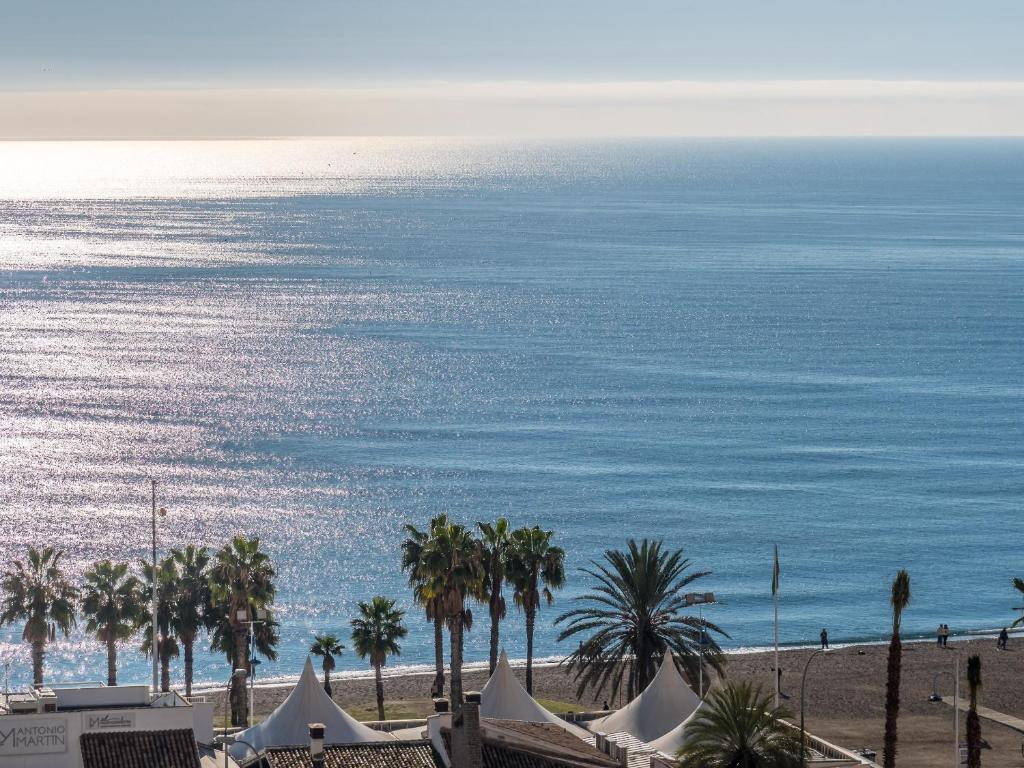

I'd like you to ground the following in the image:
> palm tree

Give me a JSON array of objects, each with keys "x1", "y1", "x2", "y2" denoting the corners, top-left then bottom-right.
[
  {"x1": 506, "y1": 525, "x2": 565, "y2": 694},
  {"x1": 883, "y1": 569, "x2": 911, "y2": 768},
  {"x1": 401, "y1": 515, "x2": 448, "y2": 698},
  {"x1": 0, "y1": 546, "x2": 79, "y2": 687},
  {"x1": 80, "y1": 560, "x2": 146, "y2": 686},
  {"x1": 1012, "y1": 578, "x2": 1024, "y2": 628},
  {"x1": 139, "y1": 556, "x2": 180, "y2": 693},
  {"x1": 676, "y1": 682, "x2": 803, "y2": 768},
  {"x1": 555, "y1": 538, "x2": 725, "y2": 702},
  {"x1": 208, "y1": 536, "x2": 277, "y2": 727},
  {"x1": 966, "y1": 655, "x2": 982, "y2": 768},
  {"x1": 351, "y1": 596, "x2": 408, "y2": 721},
  {"x1": 477, "y1": 518, "x2": 511, "y2": 675},
  {"x1": 418, "y1": 517, "x2": 485, "y2": 710},
  {"x1": 310, "y1": 634, "x2": 345, "y2": 698},
  {"x1": 170, "y1": 545, "x2": 210, "y2": 698}
]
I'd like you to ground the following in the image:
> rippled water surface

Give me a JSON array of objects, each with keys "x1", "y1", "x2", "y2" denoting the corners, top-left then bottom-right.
[{"x1": 1, "y1": 138, "x2": 1022, "y2": 688}]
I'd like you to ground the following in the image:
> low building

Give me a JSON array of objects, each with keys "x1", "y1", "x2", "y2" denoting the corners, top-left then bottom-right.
[{"x1": 0, "y1": 684, "x2": 214, "y2": 768}]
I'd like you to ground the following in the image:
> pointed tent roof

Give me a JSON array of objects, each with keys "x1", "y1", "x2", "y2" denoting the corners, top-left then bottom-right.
[
  {"x1": 481, "y1": 651, "x2": 592, "y2": 740},
  {"x1": 230, "y1": 657, "x2": 389, "y2": 758},
  {"x1": 647, "y1": 696, "x2": 710, "y2": 754},
  {"x1": 591, "y1": 654, "x2": 701, "y2": 743}
]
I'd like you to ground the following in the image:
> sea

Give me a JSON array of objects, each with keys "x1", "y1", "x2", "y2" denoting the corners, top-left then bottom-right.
[{"x1": 0, "y1": 138, "x2": 1022, "y2": 690}]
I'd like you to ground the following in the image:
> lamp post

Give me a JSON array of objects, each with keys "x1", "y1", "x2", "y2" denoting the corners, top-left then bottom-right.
[
  {"x1": 149, "y1": 480, "x2": 167, "y2": 695},
  {"x1": 927, "y1": 650, "x2": 961, "y2": 768},
  {"x1": 223, "y1": 668, "x2": 248, "y2": 768},
  {"x1": 237, "y1": 606, "x2": 270, "y2": 727},
  {"x1": 684, "y1": 592, "x2": 717, "y2": 698},
  {"x1": 800, "y1": 647, "x2": 831, "y2": 765}
]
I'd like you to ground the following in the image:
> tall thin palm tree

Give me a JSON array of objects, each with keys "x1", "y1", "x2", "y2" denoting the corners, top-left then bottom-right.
[
  {"x1": 477, "y1": 518, "x2": 511, "y2": 675},
  {"x1": 139, "y1": 556, "x2": 180, "y2": 693},
  {"x1": 351, "y1": 596, "x2": 408, "y2": 721},
  {"x1": 555, "y1": 538, "x2": 725, "y2": 702},
  {"x1": 0, "y1": 546, "x2": 79, "y2": 687},
  {"x1": 170, "y1": 545, "x2": 210, "y2": 698},
  {"x1": 208, "y1": 536, "x2": 277, "y2": 726},
  {"x1": 401, "y1": 515, "x2": 448, "y2": 698},
  {"x1": 81, "y1": 560, "x2": 146, "y2": 686},
  {"x1": 966, "y1": 655, "x2": 982, "y2": 768},
  {"x1": 506, "y1": 525, "x2": 565, "y2": 694},
  {"x1": 418, "y1": 517, "x2": 485, "y2": 710},
  {"x1": 676, "y1": 682, "x2": 803, "y2": 768},
  {"x1": 310, "y1": 634, "x2": 345, "y2": 698},
  {"x1": 883, "y1": 569, "x2": 911, "y2": 768}
]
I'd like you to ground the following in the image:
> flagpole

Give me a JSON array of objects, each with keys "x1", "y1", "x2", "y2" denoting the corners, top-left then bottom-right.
[{"x1": 773, "y1": 544, "x2": 780, "y2": 708}]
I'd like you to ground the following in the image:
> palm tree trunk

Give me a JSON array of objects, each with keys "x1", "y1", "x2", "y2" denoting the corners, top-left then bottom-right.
[
  {"x1": 433, "y1": 615, "x2": 445, "y2": 697},
  {"x1": 31, "y1": 640, "x2": 45, "y2": 687},
  {"x1": 525, "y1": 605, "x2": 536, "y2": 695},
  {"x1": 966, "y1": 710, "x2": 981, "y2": 768},
  {"x1": 232, "y1": 628, "x2": 248, "y2": 727},
  {"x1": 160, "y1": 634, "x2": 171, "y2": 693},
  {"x1": 489, "y1": 574, "x2": 501, "y2": 675},
  {"x1": 183, "y1": 636, "x2": 194, "y2": 698},
  {"x1": 375, "y1": 662, "x2": 386, "y2": 721},
  {"x1": 883, "y1": 633, "x2": 902, "y2": 768},
  {"x1": 450, "y1": 618, "x2": 464, "y2": 711},
  {"x1": 325, "y1": 666, "x2": 332, "y2": 698},
  {"x1": 106, "y1": 636, "x2": 117, "y2": 686}
]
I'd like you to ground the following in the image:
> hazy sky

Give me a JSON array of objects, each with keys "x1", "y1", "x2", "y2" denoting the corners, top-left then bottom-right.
[{"x1": 4, "y1": 0, "x2": 1024, "y2": 137}]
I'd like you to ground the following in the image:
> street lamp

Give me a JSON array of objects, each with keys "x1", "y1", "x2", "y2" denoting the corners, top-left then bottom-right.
[
  {"x1": 800, "y1": 647, "x2": 831, "y2": 765},
  {"x1": 927, "y1": 649, "x2": 962, "y2": 768},
  {"x1": 149, "y1": 480, "x2": 168, "y2": 696},
  {"x1": 236, "y1": 607, "x2": 271, "y2": 727},
  {"x1": 684, "y1": 592, "x2": 717, "y2": 698},
  {"x1": 223, "y1": 668, "x2": 248, "y2": 768}
]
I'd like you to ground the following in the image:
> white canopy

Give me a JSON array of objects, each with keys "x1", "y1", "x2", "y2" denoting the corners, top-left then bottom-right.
[
  {"x1": 591, "y1": 654, "x2": 701, "y2": 743},
  {"x1": 647, "y1": 696, "x2": 710, "y2": 754},
  {"x1": 230, "y1": 657, "x2": 389, "y2": 758},
  {"x1": 481, "y1": 650, "x2": 592, "y2": 740}
]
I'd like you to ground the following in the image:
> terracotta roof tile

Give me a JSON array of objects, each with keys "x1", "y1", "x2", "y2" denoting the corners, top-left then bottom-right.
[
  {"x1": 80, "y1": 728, "x2": 201, "y2": 768},
  {"x1": 261, "y1": 740, "x2": 442, "y2": 768}
]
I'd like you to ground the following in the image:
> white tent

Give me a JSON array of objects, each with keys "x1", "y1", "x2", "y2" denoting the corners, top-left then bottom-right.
[
  {"x1": 647, "y1": 696, "x2": 710, "y2": 754},
  {"x1": 230, "y1": 657, "x2": 390, "y2": 758},
  {"x1": 591, "y1": 654, "x2": 701, "y2": 743},
  {"x1": 481, "y1": 651, "x2": 592, "y2": 740}
]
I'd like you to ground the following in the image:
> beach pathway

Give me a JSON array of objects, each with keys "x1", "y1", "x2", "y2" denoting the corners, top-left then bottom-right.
[{"x1": 940, "y1": 697, "x2": 1024, "y2": 735}]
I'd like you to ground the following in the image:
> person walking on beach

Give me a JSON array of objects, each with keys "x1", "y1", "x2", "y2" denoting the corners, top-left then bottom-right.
[
  {"x1": 937, "y1": 624, "x2": 944, "y2": 647},
  {"x1": 997, "y1": 627, "x2": 1009, "y2": 650},
  {"x1": 941, "y1": 623, "x2": 950, "y2": 647},
  {"x1": 820, "y1": 628, "x2": 829, "y2": 650}
]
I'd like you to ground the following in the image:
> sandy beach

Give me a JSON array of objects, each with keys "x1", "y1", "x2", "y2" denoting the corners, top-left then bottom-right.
[{"x1": 213, "y1": 638, "x2": 1024, "y2": 767}]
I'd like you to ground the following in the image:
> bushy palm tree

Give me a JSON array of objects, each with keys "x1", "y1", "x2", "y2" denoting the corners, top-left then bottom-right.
[
  {"x1": 170, "y1": 545, "x2": 210, "y2": 697},
  {"x1": 555, "y1": 538, "x2": 725, "y2": 702},
  {"x1": 506, "y1": 525, "x2": 565, "y2": 694},
  {"x1": 883, "y1": 569, "x2": 911, "y2": 768},
  {"x1": 676, "y1": 682, "x2": 803, "y2": 768},
  {"x1": 310, "y1": 634, "x2": 345, "y2": 698},
  {"x1": 139, "y1": 556, "x2": 179, "y2": 693},
  {"x1": 418, "y1": 517, "x2": 485, "y2": 710},
  {"x1": 966, "y1": 655, "x2": 982, "y2": 768},
  {"x1": 0, "y1": 546, "x2": 79, "y2": 687},
  {"x1": 478, "y1": 518, "x2": 511, "y2": 675},
  {"x1": 351, "y1": 596, "x2": 408, "y2": 720},
  {"x1": 401, "y1": 516, "x2": 448, "y2": 697},
  {"x1": 81, "y1": 560, "x2": 146, "y2": 686},
  {"x1": 208, "y1": 536, "x2": 277, "y2": 726}
]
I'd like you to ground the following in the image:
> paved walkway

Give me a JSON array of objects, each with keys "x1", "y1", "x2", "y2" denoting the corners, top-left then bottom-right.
[{"x1": 940, "y1": 696, "x2": 1024, "y2": 734}]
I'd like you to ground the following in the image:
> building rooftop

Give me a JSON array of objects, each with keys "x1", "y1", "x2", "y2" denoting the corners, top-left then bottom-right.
[
  {"x1": 257, "y1": 740, "x2": 442, "y2": 768},
  {"x1": 80, "y1": 728, "x2": 202, "y2": 768}
]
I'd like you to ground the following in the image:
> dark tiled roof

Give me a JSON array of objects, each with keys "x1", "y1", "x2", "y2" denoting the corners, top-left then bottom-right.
[
  {"x1": 443, "y1": 719, "x2": 618, "y2": 768},
  {"x1": 80, "y1": 728, "x2": 201, "y2": 768},
  {"x1": 262, "y1": 740, "x2": 442, "y2": 768}
]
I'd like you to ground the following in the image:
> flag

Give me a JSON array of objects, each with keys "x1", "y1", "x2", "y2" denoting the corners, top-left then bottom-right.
[{"x1": 771, "y1": 544, "x2": 780, "y2": 596}]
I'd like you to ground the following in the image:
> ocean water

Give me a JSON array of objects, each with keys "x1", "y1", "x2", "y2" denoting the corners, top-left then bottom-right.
[{"x1": 0, "y1": 138, "x2": 1022, "y2": 690}]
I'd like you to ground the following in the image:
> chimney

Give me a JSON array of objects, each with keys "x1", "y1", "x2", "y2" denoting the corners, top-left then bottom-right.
[
  {"x1": 595, "y1": 732, "x2": 608, "y2": 753},
  {"x1": 308, "y1": 722, "x2": 326, "y2": 767},
  {"x1": 433, "y1": 697, "x2": 450, "y2": 713},
  {"x1": 451, "y1": 691, "x2": 482, "y2": 768}
]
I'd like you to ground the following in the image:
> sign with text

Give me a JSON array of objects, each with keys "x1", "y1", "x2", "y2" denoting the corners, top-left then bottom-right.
[
  {"x1": 0, "y1": 718, "x2": 69, "y2": 755},
  {"x1": 85, "y1": 712, "x2": 137, "y2": 731}
]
